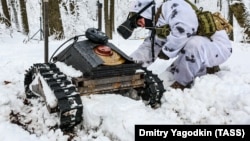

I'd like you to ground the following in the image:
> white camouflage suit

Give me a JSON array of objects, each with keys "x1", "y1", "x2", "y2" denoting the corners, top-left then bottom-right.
[{"x1": 129, "y1": 0, "x2": 232, "y2": 86}]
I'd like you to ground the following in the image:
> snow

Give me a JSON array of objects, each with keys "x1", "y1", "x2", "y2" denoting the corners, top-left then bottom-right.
[{"x1": 0, "y1": 0, "x2": 250, "y2": 141}]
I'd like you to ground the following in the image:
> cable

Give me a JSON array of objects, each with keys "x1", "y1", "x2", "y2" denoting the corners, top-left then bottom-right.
[{"x1": 49, "y1": 34, "x2": 85, "y2": 63}]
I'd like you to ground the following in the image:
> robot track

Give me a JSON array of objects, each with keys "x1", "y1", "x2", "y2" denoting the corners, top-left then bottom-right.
[
  {"x1": 24, "y1": 63, "x2": 83, "y2": 131},
  {"x1": 24, "y1": 63, "x2": 165, "y2": 130}
]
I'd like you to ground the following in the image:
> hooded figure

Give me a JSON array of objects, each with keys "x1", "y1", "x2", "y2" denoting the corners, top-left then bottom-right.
[
  {"x1": 130, "y1": 0, "x2": 155, "y2": 20},
  {"x1": 119, "y1": 0, "x2": 232, "y2": 90}
]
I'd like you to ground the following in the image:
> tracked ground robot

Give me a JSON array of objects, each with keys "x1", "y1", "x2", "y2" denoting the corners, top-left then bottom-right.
[{"x1": 24, "y1": 28, "x2": 165, "y2": 131}]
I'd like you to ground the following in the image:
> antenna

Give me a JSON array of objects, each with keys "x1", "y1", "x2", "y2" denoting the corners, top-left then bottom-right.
[
  {"x1": 44, "y1": 0, "x2": 49, "y2": 63},
  {"x1": 97, "y1": 0, "x2": 103, "y2": 31},
  {"x1": 150, "y1": 1, "x2": 156, "y2": 62}
]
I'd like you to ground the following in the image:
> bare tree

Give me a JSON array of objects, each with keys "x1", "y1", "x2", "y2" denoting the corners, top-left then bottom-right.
[
  {"x1": 110, "y1": 0, "x2": 114, "y2": 31},
  {"x1": 0, "y1": 0, "x2": 11, "y2": 27},
  {"x1": 44, "y1": 0, "x2": 64, "y2": 39},
  {"x1": 19, "y1": 0, "x2": 29, "y2": 35},
  {"x1": 228, "y1": 0, "x2": 233, "y2": 41},
  {"x1": 104, "y1": 0, "x2": 115, "y2": 39},
  {"x1": 230, "y1": 1, "x2": 250, "y2": 43},
  {"x1": 104, "y1": 0, "x2": 110, "y2": 38},
  {"x1": 10, "y1": 0, "x2": 20, "y2": 31},
  {"x1": 217, "y1": 0, "x2": 222, "y2": 11}
]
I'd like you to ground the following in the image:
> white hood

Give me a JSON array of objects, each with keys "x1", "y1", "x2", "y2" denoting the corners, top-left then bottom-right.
[{"x1": 129, "y1": 0, "x2": 162, "y2": 20}]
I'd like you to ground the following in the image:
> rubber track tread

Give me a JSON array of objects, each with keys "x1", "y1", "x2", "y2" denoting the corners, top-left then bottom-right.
[
  {"x1": 24, "y1": 63, "x2": 83, "y2": 131},
  {"x1": 140, "y1": 67, "x2": 166, "y2": 108}
]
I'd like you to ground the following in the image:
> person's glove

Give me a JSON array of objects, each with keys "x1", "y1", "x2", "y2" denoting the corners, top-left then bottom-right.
[{"x1": 157, "y1": 49, "x2": 169, "y2": 60}]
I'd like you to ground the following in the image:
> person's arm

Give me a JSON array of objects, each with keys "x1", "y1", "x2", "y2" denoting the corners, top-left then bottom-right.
[
  {"x1": 162, "y1": 23, "x2": 192, "y2": 58},
  {"x1": 159, "y1": 1, "x2": 199, "y2": 58}
]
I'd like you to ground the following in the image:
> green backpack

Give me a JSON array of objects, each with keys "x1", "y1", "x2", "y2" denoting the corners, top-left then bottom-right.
[{"x1": 184, "y1": 0, "x2": 217, "y2": 39}]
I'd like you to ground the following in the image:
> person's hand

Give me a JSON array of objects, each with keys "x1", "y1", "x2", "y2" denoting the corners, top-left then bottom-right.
[{"x1": 158, "y1": 50, "x2": 169, "y2": 60}]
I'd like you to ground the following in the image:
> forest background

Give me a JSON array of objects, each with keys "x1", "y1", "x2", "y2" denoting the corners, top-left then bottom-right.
[{"x1": 0, "y1": 0, "x2": 250, "y2": 43}]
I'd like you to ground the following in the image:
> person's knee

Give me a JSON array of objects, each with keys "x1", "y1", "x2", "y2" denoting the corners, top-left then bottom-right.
[{"x1": 182, "y1": 37, "x2": 204, "y2": 55}]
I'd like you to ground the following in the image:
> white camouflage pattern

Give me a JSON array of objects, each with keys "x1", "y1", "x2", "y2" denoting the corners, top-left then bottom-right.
[{"x1": 130, "y1": 0, "x2": 232, "y2": 86}]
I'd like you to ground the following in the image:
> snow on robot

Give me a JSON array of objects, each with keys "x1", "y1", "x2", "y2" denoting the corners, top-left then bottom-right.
[{"x1": 24, "y1": 28, "x2": 165, "y2": 131}]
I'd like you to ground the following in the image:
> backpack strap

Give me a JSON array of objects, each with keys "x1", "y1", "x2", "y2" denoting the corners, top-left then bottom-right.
[
  {"x1": 155, "y1": 4, "x2": 164, "y2": 23},
  {"x1": 154, "y1": 3, "x2": 170, "y2": 39},
  {"x1": 184, "y1": 0, "x2": 199, "y2": 13}
]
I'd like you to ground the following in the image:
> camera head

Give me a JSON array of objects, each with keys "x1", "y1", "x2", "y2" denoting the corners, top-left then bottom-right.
[{"x1": 117, "y1": 1, "x2": 155, "y2": 39}]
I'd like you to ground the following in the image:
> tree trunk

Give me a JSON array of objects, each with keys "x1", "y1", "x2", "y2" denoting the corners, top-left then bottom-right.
[
  {"x1": 110, "y1": 0, "x2": 114, "y2": 32},
  {"x1": 44, "y1": 0, "x2": 64, "y2": 40},
  {"x1": 217, "y1": 0, "x2": 222, "y2": 11},
  {"x1": 104, "y1": 0, "x2": 111, "y2": 38},
  {"x1": 228, "y1": 0, "x2": 234, "y2": 41},
  {"x1": 230, "y1": 2, "x2": 250, "y2": 43},
  {"x1": 97, "y1": 1, "x2": 103, "y2": 31},
  {"x1": 19, "y1": 0, "x2": 29, "y2": 35},
  {"x1": 0, "y1": 0, "x2": 11, "y2": 27},
  {"x1": 10, "y1": 0, "x2": 20, "y2": 31},
  {"x1": 104, "y1": 0, "x2": 115, "y2": 39}
]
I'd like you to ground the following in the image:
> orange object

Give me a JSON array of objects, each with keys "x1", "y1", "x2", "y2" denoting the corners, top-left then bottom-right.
[
  {"x1": 94, "y1": 45, "x2": 113, "y2": 56},
  {"x1": 94, "y1": 45, "x2": 125, "y2": 65}
]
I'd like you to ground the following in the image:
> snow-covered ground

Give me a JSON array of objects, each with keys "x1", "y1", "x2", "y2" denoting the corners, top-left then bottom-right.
[{"x1": 0, "y1": 30, "x2": 250, "y2": 141}]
